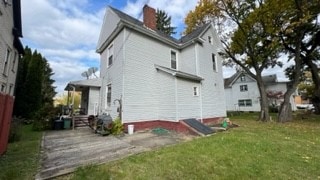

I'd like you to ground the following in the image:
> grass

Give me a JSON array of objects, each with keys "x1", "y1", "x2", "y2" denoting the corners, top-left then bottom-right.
[
  {"x1": 0, "y1": 125, "x2": 42, "y2": 180},
  {"x1": 68, "y1": 112, "x2": 320, "y2": 180}
]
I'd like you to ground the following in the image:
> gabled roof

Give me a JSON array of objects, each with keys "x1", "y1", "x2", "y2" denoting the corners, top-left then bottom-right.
[
  {"x1": 155, "y1": 65, "x2": 203, "y2": 82},
  {"x1": 97, "y1": 6, "x2": 212, "y2": 53},
  {"x1": 224, "y1": 72, "x2": 285, "y2": 88},
  {"x1": 65, "y1": 78, "x2": 101, "y2": 91}
]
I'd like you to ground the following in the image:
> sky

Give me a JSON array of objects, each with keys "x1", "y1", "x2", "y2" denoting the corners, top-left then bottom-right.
[{"x1": 20, "y1": 0, "x2": 289, "y2": 96}]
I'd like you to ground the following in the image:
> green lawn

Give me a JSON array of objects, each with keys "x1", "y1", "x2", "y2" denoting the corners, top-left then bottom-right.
[
  {"x1": 0, "y1": 125, "x2": 42, "y2": 180},
  {"x1": 69, "y1": 113, "x2": 320, "y2": 180}
]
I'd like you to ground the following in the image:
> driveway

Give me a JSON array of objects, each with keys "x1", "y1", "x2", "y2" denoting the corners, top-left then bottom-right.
[{"x1": 36, "y1": 127, "x2": 192, "y2": 179}]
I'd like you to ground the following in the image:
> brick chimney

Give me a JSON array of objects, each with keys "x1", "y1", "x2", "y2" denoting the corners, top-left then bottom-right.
[{"x1": 143, "y1": 5, "x2": 156, "y2": 30}]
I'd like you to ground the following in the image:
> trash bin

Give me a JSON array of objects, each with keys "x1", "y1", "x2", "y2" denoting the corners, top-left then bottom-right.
[
  {"x1": 54, "y1": 120, "x2": 64, "y2": 130},
  {"x1": 64, "y1": 118, "x2": 72, "y2": 129},
  {"x1": 128, "y1": 124, "x2": 134, "y2": 135}
]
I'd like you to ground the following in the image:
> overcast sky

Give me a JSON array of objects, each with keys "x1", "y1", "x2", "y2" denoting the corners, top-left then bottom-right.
[{"x1": 21, "y1": 0, "x2": 288, "y2": 96}]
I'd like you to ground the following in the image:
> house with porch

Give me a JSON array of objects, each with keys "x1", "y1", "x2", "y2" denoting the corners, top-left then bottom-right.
[
  {"x1": 224, "y1": 71, "x2": 297, "y2": 112},
  {"x1": 66, "y1": 5, "x2": 227, "y2": 132}
]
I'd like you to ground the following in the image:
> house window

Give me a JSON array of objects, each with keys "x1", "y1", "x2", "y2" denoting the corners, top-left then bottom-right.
[
  {"x1": 240, "y1": 75, "x2": 246, "y2": 82},
  {"x1": 208, "y1": 36, "x2": 212, "y2": 44},
  {"x1": 1, "y1": 84, "x2": 5, "y2": 92},
  {"x1": 240, "y1": 85, "x2": 248, "y2": 92},
  {"x1": 9, "y1": 84, "x2": 13, "y2": 95},
  {"x1": 171, "y1": 51, "x2": 177, "y2": 69},
  {"x1": 107, "y1": 44, "x2": 114, "y2": 67},
  {"x1": 11, "y1": 52, "x2": 17, "y2": 72},
  {"x1": 212, "y1": 53, "x2": 216, "y2": 71},
  {"x1": 238, "y1": 99, "x2": 252, "y2": 107},
  {"x1": 193, "y1": 86, "x2": 199, "y2": 96},
  {"x1": 3, "y1": 48, "x2": 11, "y2": 75},
  {"x1": 106, "y1": 84, "x2": 112, "y2": 107}
]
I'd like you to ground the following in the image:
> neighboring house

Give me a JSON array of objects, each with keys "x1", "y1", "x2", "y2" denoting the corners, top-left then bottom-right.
[
  {"x1": 0, "y1": 0, "x2": 24, "y2": 155},
  {"x1": 0, "y1": 0, "x2": 24, "y2": 95},
  {"x1": 66, "y1": 5, "x2": 227, "y2": 132},
  {"x1": 224, "y1": 71, "x2": 297, "y2": 112}
]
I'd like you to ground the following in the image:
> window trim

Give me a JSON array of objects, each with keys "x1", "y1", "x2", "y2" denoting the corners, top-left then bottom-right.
[
  {"x1": 106, "y1": 84, "x2": 112, "y2": 108},
  {"x1": 11, "y1": 51, "x2": 17, "y2": 72},
  {"x1": 208, "y1": 36, "x2": 213, "y2": 45},
  {"x1": 193, "y1": 86, "x2": 199, "y2": 96},
  {"x1": 107, "y1": 43, "x2": 114, "y2": 68},
  {"x1": 3, "y1": 48, "x2": 11, "y2": 76},
  {"x1": 238, "y1": 99, "x2": 252, "y2": 107},
  {"x1": 212, "y1": 53, "x2": 217, "y2": 72},
  {"x1": 240, "y1": 75, "x2": 246, "y2": 82},
  {"x1": 240, "y1": 85, "x2": 248, "y2": 92},
  {"x1": 170, "y1": 50, "x2": 177, "y2": 70}
]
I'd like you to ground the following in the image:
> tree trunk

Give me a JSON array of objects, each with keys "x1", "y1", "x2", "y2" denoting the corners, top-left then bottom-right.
[
  {"x1": 278, "y1": 92, "x2": 293, "y2": 122},
  {"x1": 256, "y1": 74, "x2": 270, "y2": 121},
  {"x1": 278, "y1": 28, "x2": 304, "y2": 122},
  {"x1": 305, "y1": 58, "x2": 320, "y2": 114}
]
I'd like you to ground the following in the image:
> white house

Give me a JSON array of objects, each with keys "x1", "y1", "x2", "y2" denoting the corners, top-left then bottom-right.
[
  {"x1": 224, "y1": 71, "x2": 297, "y2": 112},
  {"x1": 0, "y1": 0, "x2": 24, "y2": 96},
  {"x1": 0, "y1": 0, "x2": 24, "y2": 155},
  {"x1": 66, "y1": 5, "x2": 227, "y2": 132}
]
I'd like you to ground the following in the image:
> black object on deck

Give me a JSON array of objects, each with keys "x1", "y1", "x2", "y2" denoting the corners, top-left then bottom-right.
[{"x1": 182, "y1": 119, "x2": 214, "y2": 135}]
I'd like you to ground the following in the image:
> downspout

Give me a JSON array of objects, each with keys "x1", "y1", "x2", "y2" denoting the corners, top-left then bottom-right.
[
  {"x1": 174, "y1": 76, "x2": 179, "y2": 121},
  {"x1": 195, "y1": 44, "x2": 203, "y2": 122},
  {"x1": 121, "y1": 28, "x2": 127, "y2": 122}
]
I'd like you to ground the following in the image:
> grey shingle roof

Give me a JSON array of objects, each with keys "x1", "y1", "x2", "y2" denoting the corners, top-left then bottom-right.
[
  {"x1": 224, "y1": 72, "x2": 280, "y2": 88},
  {"x1": 109, "y1": 6, "x2": 210, "y2": 46},
  {"x1": 155, "y1": 64, "x2": 203, "y2": 82},
  {"x1": 65, "y1": 78, "x2": 101, "y2": 91}
]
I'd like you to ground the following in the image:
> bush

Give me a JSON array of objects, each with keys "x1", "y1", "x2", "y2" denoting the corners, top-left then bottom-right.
[
  {"x1": 32, "y1": 105, "x2": 59, "y2": 131},
  {"x1": 8, "y1": 117, "x2": 23, "y2": 143},
  {"x1": 269, "y1": 105, "x2": 279, "y2": 113},
  {"x1": 111, "y1": 117, "x2": 124, "y2": 135}
]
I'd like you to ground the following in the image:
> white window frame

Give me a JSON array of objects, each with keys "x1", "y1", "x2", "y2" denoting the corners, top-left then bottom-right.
[
  {"x1": 238, "y1": 99, "x2": 252, "y2": 107},
  {"x1": 3, "y1": 48, "x2": 11, "y2": 76},
  {"x1": 240, "y1": 85, "x2": 248, "y2": 92},
  {"x1": 106, "y1": 84, "x2": 112, "y2": 108},
  {"x1": 107, "y1": 43, "x2": 114, "y2": 68},
  {"x1": 212, "y1": 53, "x2": 217, "y2": 72},
  {"x1": 193, "y1": 86, "x2": 199, "y2": 96},
  {"x1": 11, "y1": 51, "x2": 18, "y2": 72},
  {"x1": 240, "y1": 75, "x2": 246, "y2": 82},
  {"x1": 170, "y1": 50, "x2": 177, "y2": 69},
  {"x1": 208, "y1": 36, "x2": 213, "y2": 45}
]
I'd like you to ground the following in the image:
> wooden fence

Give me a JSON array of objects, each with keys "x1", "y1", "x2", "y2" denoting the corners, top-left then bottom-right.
[{"x1": 0, "y1": 93, "x2": 14, "y2": 155}]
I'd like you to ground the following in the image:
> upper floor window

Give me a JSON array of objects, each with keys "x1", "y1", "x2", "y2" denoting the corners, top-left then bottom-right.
[
  {"x1": 240, "y1": 75, "x2": 246, "y2": 82},
  {"x1": 11, "y1": 52, "x2": 17, "y2": 72},
  {"x1": 107, "y1": 44, "x2": 114, "y2": 67},
  {"x1": 3, "y1": 48, "x2": 11, "y2": 75},
  {"x1": 208, "y1": 36, "x2": 213, "y2": 45},
  {"x1": 212, "y1": 53, "x2": 217, "y2": 72},
  {"x1": 193, "y1": 86, "x2": 199, "y2": 96},
  {"x1": 240, "y1": 85, "x2": 248, "y2": 92},
  {"x1": 171, "y1": 51, "x2": 177, "y2": 69},
  {"x1": 1, "y1": 84, "x2": 5, "y2": 92}
]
